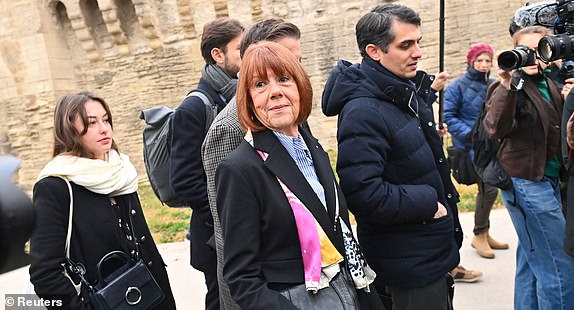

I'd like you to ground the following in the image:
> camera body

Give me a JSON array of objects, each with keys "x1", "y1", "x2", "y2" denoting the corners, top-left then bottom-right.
[{"x1": 498, "y1": 45, "x2": 538, "y2": 71}]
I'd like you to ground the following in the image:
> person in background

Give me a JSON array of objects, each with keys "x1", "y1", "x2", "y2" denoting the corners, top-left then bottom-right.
[
  {"x1": 484, "y1": 25, "x2": 574, "y2": 309},
  {"x1": 201, "y1": 18, "x2": 303, "y2": 309},
  {"x1": 322, "y1": 3, "x2": 462, "y2": 309},
  {"x1": 444, "y1": 43, "x2": 509, "y2": 259},
  {"x1": 169, "y1": 17, "x2": 244, "y2": 310},
  {"x1": 29, "y1": 92, "x2": 176, "y2": 309},
  {"x1": 216, "y1": 41, "x2": 381, "y2": 310}
]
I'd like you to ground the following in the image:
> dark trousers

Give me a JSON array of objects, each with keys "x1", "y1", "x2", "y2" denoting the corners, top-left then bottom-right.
[
  {"x1": 203, "y1": 258, "x2": 219, "y2": 310},
  {"x1": 384, "y1": 274, "x2": 454, "y2": 310},
  {"x1": 189, "y1": 213, "x2": 220, "y2": 310},
  {"x1": 473, "y1": 179, "x2": 499, "y2": 235}
]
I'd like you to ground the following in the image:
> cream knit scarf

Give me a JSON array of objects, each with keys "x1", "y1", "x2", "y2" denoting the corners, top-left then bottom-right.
[{"x1": 37, "y1": 149, "x2": 138, "y2": 196}]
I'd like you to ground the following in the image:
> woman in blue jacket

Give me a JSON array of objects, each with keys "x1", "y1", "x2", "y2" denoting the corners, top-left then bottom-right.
[{"x1": 444, "y1": 43, "x2": 509, "y2": 259}]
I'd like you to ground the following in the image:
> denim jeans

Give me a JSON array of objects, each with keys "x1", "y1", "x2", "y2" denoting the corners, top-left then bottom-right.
[{"x1": 501, "y1": 176, "x2": 574, "y2": 310}]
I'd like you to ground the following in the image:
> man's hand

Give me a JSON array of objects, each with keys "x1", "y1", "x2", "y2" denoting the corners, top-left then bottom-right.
[
  {"x1": 432, "y1": 71, "x2": 450, "y2": 92},
  {"x1": 562, "y1": 78, "x2": 574, "y2": 99},
  {"x1": 437, "y1": 123, "x2": 448, "y2": 138},
  {"x1": 433, "y1": 202, "x2": 448, "y2": 219}
]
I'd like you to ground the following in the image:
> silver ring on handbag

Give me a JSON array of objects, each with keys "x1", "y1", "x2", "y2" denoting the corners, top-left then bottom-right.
[{"x1": 125, "y1": 286, "x2": 142, "y2": 305}]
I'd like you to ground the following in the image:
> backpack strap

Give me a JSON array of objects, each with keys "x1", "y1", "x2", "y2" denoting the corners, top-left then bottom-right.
[{"x1": 185, "y1": 89, "x2": 218, "y2": 134}]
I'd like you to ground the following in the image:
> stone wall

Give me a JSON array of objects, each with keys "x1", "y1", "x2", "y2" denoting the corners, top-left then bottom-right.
[{"x1": 0, "y1": 0, "x2": 530, "y2": 191}]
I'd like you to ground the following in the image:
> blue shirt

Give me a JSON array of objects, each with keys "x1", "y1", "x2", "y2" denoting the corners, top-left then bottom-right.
[{"x1": 274, "y1": 131, "x2": 327, "y2": 209}]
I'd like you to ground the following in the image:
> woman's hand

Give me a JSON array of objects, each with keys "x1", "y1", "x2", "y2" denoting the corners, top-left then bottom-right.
[{"x1": 497, "y1": 68, "x2": 512, "y2": 90}]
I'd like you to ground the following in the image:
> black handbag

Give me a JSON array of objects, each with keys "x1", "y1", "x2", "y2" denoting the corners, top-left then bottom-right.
[
  {"x1": 88, "y1": 251, "x2": 164, "y2": 309},
  {"x1": 447, "y1": 143, "x2": 479, "y2": 185},
  {"x1": 60, "y1": 178, "x2": 164, "y2": 310}
]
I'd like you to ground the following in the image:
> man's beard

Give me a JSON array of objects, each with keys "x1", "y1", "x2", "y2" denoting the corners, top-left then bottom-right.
[{"x1": 223, "y1": 58, "x2": 240, "y2": 79}]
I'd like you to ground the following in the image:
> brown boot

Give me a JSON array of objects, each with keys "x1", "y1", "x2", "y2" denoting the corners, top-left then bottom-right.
[
  {"x1": 471, "y1": 232, "x2": 495, "y2": 258},
  {"x1": 487, "y1": 232, "x2": 509, "y2": 250}
]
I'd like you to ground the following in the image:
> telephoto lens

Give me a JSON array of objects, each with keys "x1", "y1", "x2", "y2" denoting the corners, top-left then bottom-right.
[
  {"x1": 498, "y1": 45, "x2": 537, "y2": 71},
  {"x1": 538, "y1": 34, "x2": 574, "y2": 62}
]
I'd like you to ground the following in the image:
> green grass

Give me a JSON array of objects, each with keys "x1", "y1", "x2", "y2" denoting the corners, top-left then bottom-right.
[
  {"x1": 452, "y1": 181, "x2": 505, "y2": 213},
  {"x1": 138, "y1": 184, "x2": 191, "y2": 244}
]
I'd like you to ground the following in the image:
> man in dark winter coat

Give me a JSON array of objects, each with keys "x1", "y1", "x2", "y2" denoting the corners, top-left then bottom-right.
[
  {"x1": 170, "y1": 17, "x2": 244, "y2": 310},
  {"x1": 321, "y1": 3, "x2": 462, "y2": 309}
]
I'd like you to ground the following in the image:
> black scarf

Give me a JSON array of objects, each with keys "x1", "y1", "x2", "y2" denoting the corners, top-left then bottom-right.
[{"x1": 202, "y1": 64, "x2": 237, "y2": 102}]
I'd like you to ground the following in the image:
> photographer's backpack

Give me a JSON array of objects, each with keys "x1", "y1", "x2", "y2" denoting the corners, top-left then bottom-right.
[
  {"x1": 139, "y1": 89, "x2": 217, "y2": 208},
  {"x1": 470, "y1": 83, "x2": 513, "y2": 190}
]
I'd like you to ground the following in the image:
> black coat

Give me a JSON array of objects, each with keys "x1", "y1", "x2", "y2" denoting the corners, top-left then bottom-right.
[
  {"x1": 29, "y1": 177, "x2": 176, "y2": 309},
  {"x1": 322, "y1": 58, "x2": 462, "y2": 288},
  {"x1": 170, "y1": 78, "x2": 227, "y2": 270},
  {"x1": 215, "y1": 129, "x2": 382, "y2": 310}
]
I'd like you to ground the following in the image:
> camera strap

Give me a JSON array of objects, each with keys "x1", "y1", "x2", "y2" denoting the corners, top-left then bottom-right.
[{"x1": 511, "y1": 73, "x2": 525, "y2": 91}]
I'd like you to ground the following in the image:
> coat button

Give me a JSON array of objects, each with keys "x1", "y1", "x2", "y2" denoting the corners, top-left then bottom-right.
[
  {"x1": 131, "y1": 250, "x2": 136, "y2": 256},
  {"x1": 439, "y1": 158, "x2": 444, "y2": 163},
  {"x1": 148, "y1": 261, "x2": 153, "y2": 267},
  {"x1": 141, "y1": 236, "x2": 146, "y2": 243},
  {"x1": 447, "y1": 193, "x2": 453, "y2": 199},
  {"x1": 428, "y1": 121, "x2": 434, "y2": 127},
  {"x1": 131, "y1": 209, "x2": 136, "y2": 216}
]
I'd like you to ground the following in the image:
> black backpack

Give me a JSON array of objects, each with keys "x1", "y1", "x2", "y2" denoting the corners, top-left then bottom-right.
[
  {"x1": 470, "y1": 86, "x2": 513, "y2": 191},
  {"x1": 139, "y1": 89, "x2": 217, "y2": 208}
]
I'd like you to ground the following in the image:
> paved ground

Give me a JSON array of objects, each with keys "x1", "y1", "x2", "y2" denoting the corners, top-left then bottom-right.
[
  {"x1": 1, "y1": 208, "x2": 517, "y2": 309},
  {"x1": 453, "y1": 207, "x2": 516, "y2": 310}
]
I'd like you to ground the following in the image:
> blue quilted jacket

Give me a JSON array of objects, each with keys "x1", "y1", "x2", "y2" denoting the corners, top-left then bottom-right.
[{"x1": 444, "y1": 66, "x2": 494, "y2": 149}]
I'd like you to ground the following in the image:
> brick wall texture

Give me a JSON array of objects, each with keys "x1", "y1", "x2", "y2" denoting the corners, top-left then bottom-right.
[{"x1": 0, "y1": 0, "x2": 530, "y2": 191}]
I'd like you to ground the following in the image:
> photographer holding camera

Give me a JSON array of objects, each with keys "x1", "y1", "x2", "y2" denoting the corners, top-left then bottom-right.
[{"x1": 484, "y1": 25, "x2": 574, "y2": 309}]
